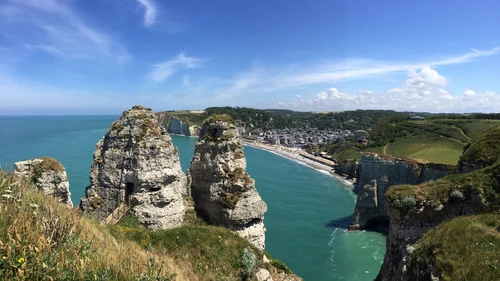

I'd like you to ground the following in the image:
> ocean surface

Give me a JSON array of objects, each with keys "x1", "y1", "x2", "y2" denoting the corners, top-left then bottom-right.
[{"x1": 0, "y1": 115, "x2": 386, "y2": 281}]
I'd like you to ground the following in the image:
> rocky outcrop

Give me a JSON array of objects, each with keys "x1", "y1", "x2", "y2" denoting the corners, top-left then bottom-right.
[
  {"x1": 188, "y1": 115, "x2": 267, "y2": 249},
  {"x1": 334, "y1": 159, "x2": 360, "y2": 179},
  {"x1": 168, "y1": 116, "x2": 197, "y2": 136},
  {"x1": 14, "y1": 157, "x2": 72, "y2": 207},
  {"x1": 377, "y1": 181, "x2": 486, "y2": 280},
  {"x1": 156, "y1": 113, "x2": 201, "y2": 136},
  {"x1": 79, "y1": 105, "x2": 187, "y2": 229},
  {"x1": 349, "y1": 154, "x2": 453, "y2": 230}
]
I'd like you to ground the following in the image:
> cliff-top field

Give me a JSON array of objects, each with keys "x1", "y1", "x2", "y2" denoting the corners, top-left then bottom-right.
[{"x1": 365, "y1": 118, "x2": 500, "y2": 165}]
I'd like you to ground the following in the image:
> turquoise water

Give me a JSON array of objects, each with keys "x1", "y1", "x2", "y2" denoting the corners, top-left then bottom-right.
[{"x1": 0, "y1": 116, "x2": 385, "y2": 280}]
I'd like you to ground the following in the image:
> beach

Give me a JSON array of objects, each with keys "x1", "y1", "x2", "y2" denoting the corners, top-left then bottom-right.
[{"x1": 243, "y1": 140, "x2": 356, "y2": 187}]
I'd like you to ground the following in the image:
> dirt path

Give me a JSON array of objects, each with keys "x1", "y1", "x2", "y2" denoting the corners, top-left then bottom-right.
[
  {"x1": 452, "y1": 125, "x2": 471, "y2": 141},
  {"x1": 383, "y1": 144, "x2": 388, "y2": 155}
]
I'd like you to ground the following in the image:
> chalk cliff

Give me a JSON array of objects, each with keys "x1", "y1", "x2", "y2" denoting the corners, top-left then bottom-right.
[
  {"x1": 349, "y1": 154, "x2": 452, "y2": 230},
  {"x1": 14, "y1": 157, "x2": 72, "y2": 207},
  {"x1": 156, "y1": 113, "x2": 201, "y2": 136},
  {"x1": 376, "y1": 124, "x2": 500, "y2": 280},
  {"x1": 188, "y1": 115, "x2": 268, "y2": 249},
  {"x1": 79, "y1": 105, "x2": 187, "y2": 229}
]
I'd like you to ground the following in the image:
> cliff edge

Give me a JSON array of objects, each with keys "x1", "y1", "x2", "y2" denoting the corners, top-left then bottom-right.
[{"x1": 349, "y1": 154, "x2": 453, "y2": 231}]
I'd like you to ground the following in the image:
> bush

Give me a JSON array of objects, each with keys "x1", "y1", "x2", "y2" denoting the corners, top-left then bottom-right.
[
  {"x1": 394, "y1": 196, "x2": 417, "y2": 210},
  {"x1": 450, "y1": 189, "x2": 465, "y2": 200},
  {"x1": 271, "y1": 259, "x2": 292, "y2": 274},
  {"x1": 240, "y1": 247, "x2": 257, "y2": 279}
]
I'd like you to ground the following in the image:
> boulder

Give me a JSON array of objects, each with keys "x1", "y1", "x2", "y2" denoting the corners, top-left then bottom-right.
[{"x1": 14, "y1": 157, "x2": 72, "y2": 207}]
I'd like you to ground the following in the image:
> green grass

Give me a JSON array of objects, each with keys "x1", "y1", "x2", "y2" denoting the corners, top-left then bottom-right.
[
  {"x1": 431, "y1": 119, "x2": 500, "y2": 138},
  {"x1": 203, "y1": 114, "x2": 234, "y2": 125},
  {"x1": 363, "y1": 145, "x2": 386, "y2": 155},
  {"x1": 385, "y1": 136, "x2": 464, "y2": 165},
  {"x1": 109, "y1": 215, "x2": 263, "y2": 281},
  {"x1": 459, "y1": 124, "x2": 500, "y2": 167},
  {"x1": 411, "y1": 214, "x2": 500, "y2": 281}
]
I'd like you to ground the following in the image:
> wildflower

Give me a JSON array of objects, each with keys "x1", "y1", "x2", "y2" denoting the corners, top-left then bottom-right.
[{"x1": 17, "y1": 257, "x2": 25, "y2": 264}]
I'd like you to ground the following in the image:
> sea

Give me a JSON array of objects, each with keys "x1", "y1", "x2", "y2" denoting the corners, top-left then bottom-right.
[{"x1": 0, "y1": 115, "x2": 386, "y2": 281}]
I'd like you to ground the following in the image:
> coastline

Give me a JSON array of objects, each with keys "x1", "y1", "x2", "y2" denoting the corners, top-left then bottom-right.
[{"x1": 243, "y1": 140, "x2": 355, "y2": 187}]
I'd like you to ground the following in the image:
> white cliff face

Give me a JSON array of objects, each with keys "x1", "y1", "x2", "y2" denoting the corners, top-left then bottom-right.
[
  {"x1": 349, "y1": 154, "x2": 452, "y2": 230},
  {"x1": 14, "y1": 157, "x2": 73, "y2": 207},
  {"x1": 79, "y1": 105, "x2": 187, "y2": 229},
  {"x1": 188, "y1": 116, "x2": 268, "y2": 249}
]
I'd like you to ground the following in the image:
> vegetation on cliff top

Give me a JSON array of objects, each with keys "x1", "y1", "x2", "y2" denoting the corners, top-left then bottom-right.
[
  {"x1": 459, "y1": 124, "x2": 500, "y2": 167},
  {"x1": 411, "y1": 214, "x2": 500, "y2": 281},
  {"x1": 385, "y1": 161, "x2": 500, "y2": 211},
  {"x1": 203, "y1": 114, "x2": 234, "y2": 125}
]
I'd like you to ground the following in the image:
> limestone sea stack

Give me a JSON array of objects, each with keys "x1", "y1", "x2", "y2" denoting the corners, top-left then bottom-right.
[
  {"x1": 14, "y1": 157, "x2": 73, "y2": 207},
  {"x1": 188, "y1": 115, "x2": 268, "y2": 250},
  {"x1": 79, "y1": 105, "x2": 187, "y2": 229}
]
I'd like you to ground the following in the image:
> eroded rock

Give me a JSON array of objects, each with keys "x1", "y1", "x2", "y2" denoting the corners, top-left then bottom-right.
[
  {"x1": 79, "y1": 105, "x2": 186, "y2": 229},
  {"x1": 188, "y1": 115, "x2": 267, "y2": 249},
  {"x1": 14, "y1": 157, "x2": 72, "y2": 207}
]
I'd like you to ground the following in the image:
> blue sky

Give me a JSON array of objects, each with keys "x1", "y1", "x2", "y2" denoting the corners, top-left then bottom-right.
[{"x1": 1, "y1": 0, "x2": 500, "y2": 114}]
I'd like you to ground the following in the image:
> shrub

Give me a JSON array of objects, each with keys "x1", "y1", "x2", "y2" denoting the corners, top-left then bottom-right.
[
  {"x1": 394, "y1": 196, "x2": 417, "y2": 210},
  {"x1": 240, "y1": 247, "x2": 257, "y2": 279},
  {"x1": 450, "y1": 189, "x2": 465, "y2": 200},
  {"x1": 271, "y1": 259, "x2": 292, "y2": 274}
]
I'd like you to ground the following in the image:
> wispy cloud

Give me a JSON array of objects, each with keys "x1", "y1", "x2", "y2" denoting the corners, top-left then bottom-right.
[
  {"x1": 0, "y1": 0, "x2": 130, "y2": 62},
  {"x1": 137, "y1": 0, "x2": 157, "y2": 27},
  {"x1": 217, "y1": 47, "x2": 500, "y2": 99},
  {"x1": 148, "y1": 52, "x2": 204, "y2": 82}
]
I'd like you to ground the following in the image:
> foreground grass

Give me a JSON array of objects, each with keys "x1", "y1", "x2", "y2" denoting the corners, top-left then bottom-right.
[
  {"x1": 0, "y1": 171, "x2": 297, "y2": 281},
  {"x1": 411, "y1": 214, "x2": 500, "y2": 281},
  {"x1": 110, "y1": 212, "x2": 296, "y2": 281},
  {"x1": 0, "y1": 170, "x2": 191, "y2": 280}
]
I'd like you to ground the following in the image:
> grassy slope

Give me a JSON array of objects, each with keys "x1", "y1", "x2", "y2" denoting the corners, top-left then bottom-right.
[
  {"x1": 364, "y1": 118, "x2": 500, "y2": 165},
  {"x1": 459, "y1": 124, "x2": 500, "y2": 167},
  {"x1": 0, "y1": 172, "x2": 296, "y2": 281},
  {"x1": 385, "y1": 136, "x2": 464, "y2": 165},
  {"x1": 411, "y1": 214, "x2": 500, "y2": 281}
]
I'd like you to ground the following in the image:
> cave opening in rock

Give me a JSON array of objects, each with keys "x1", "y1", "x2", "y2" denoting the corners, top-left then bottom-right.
[
  {"x1": 125, "y1": 182, "x2": 134, "y2": 204},
  {"x1": 365, "y1": 216, "x2": 390, "y2": 236}
]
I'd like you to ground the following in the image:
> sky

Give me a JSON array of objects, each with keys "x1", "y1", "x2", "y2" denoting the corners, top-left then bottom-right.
[{"x1": 1, "y1": 0, "x2": 500, "y2": 115}]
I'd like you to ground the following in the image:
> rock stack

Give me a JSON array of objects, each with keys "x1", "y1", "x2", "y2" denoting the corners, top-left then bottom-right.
[
  {"x1": 79, "y1": 105, "x2": 187, "y2": 229},
  {"x1": 14, "y1": 157, "x2": 73, "y2": 207},
  {"x1": 188, "y1": 115, "x2": 267, "y2": 249}
]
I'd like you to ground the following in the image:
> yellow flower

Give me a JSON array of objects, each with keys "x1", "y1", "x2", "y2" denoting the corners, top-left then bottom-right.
[{"x1": 17, "y1": 257, "x2": 25, "y2": 264}]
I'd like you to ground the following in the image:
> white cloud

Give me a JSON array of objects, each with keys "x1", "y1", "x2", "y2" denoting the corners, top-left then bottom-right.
[
  {"x1": 0, "y1": 0, "x2": 130, "y2": 62},
  {"x1": 216, "y1": 47, "x2": 500, "y2": 99},
  {"x1": 148, "y1": 52, "x2": 204, "y2": 82},
  {"x1": 275, "y1": 66, "x2": 500, "y2": 113},
  {"x1": 137, "y1": 0, "x2": 157, "y2": 27},
  {"x1": 464, "y1": 89, "x2": 476, "y2": 97}
]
